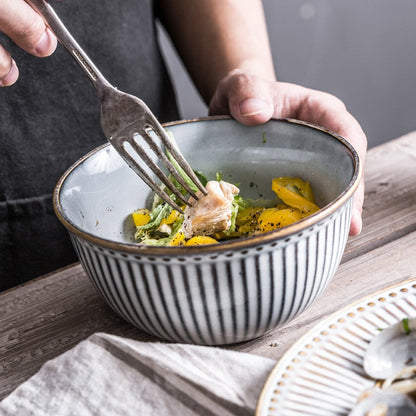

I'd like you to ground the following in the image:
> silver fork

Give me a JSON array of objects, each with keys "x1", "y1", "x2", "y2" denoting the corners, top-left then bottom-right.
[{"x1": 26, "y1": 0, "x2": 206, "y2": 213}]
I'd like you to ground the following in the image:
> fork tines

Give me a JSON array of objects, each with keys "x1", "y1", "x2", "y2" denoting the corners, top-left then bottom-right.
[{"x1": 110, "y1": 117, "x2": 206, "y2": 214}]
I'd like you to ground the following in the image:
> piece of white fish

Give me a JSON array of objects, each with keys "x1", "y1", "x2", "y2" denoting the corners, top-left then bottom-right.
[{"x1": 183, "y1": 180, "x2": 239, "y2": 239}]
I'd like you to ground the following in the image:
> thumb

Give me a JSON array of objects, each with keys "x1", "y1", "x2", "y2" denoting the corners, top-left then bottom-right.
[
  {"x1": 209, "y1": 70, "x2": 274, "y2": 126},
  {"x1": 0, "y1": 1, "x2": 57, "y2": 58}
]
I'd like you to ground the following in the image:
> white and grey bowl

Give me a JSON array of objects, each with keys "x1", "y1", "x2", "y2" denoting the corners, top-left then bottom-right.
[{"x1": 53, "y1": 117, "x2": 361, "y2": 345}]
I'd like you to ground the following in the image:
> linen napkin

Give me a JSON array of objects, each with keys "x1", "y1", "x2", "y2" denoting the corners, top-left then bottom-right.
[{"x1": 0, "y1": 333, "x2": 276, "y2": 416}]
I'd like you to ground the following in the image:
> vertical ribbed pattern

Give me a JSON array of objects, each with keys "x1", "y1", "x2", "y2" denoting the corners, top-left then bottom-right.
[{"x1": 71, "y1": 202, "x2": 352, "y2": 345}]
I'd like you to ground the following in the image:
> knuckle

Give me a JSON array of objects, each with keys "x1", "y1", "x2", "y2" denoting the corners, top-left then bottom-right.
[
  {"x1": 228, "y1": 71, "x2": 254, "y2": 93},
  {"x1": 230, "y1": 71, "x2": 251, "y2": 85},
  {"x1": 324, "y1": 92, "x2": 346, "y2": 110}
]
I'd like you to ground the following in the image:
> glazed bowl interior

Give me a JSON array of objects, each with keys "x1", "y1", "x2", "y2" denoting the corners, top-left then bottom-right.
[{"x1": 56, "y1": 117, "x2": 358, "y2": 246}]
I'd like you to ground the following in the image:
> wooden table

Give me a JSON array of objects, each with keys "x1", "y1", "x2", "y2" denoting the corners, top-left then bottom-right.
[{"x1": 1, "y1": 131, "x2": 416, "y2": 400}]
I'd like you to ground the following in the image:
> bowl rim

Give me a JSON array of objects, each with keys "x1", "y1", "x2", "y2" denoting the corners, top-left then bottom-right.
[{"x1": 53, "y1": 116, "x2": 362, "y2": 255}]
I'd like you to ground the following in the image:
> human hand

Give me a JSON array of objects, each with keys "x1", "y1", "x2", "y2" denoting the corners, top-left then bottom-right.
[
  {"x1": 0, "y1": 0, "x2": 58, "y2": 87},
  {"x1": 209, "y1": 70, "x2": 367, "y2": 236}
]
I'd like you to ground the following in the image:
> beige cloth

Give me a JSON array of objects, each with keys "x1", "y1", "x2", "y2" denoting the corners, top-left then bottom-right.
[{"x1": 0, "y1": 333, "x2": 275, "y2": 416}]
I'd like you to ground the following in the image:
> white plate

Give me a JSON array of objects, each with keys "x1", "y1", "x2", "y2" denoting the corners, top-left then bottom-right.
[{"x1": 256, "y1": 277, "x2": 416, "y2": 416}]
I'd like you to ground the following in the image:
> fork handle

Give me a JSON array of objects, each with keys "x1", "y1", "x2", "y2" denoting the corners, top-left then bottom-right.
[{"x1": 25, "y1": 0, "x2": 112, "y2": 97}]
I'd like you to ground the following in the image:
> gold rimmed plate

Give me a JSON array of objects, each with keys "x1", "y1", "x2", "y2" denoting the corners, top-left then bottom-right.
[{"x1": 256, "y1": 277, "x2": 416, "y2": 416}]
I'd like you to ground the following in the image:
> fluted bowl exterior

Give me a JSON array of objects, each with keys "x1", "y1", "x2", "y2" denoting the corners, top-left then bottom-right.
[{"x1": 54, "y1": 117, "x2": 361, "y2": 345}]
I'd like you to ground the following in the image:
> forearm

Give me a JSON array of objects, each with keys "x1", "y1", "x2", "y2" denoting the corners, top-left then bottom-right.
[{"x1": 156, "y1": 0, "x2": 276, "y2": 103}]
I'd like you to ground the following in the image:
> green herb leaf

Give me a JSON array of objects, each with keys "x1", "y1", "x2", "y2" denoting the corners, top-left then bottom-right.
[
  {"x1": 134, "y1": 202, "x2": 171, "y2": 241},
  {"x1": 402, "y1": 317, "x2": 411, "y2": 335},
  {"x1": 165, "y1": 130, "x2": 200, "y2": 193}
]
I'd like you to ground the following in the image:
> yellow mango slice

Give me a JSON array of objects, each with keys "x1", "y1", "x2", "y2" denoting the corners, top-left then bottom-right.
[
  {"x1": 185, "y1": 236, "x2": 219, "y2": 246},
  {"x1": 169, "y1": 230, "x2": 186, "y2": 246},
  {"x1": 161, "y1": 209, "x2": 181, "y2": 226},
  {"x1": 235, "y1": 207, "x2": 264, "y2": 234},
  {"x1": 258, "y1": 208, "x2": 303, "y2": 232},
  {"x1": 272, "y1": 178, "x2": 320, "y2": 214},
  {"x1": 236, "y1": 207, "x2": 265, "y2": 226},
  {"x1": 273, "y1": 177, "x2": 316, "y2": 202},
  {"x1": 132, "y1": 209, "x2": 151, "y2": 227}
]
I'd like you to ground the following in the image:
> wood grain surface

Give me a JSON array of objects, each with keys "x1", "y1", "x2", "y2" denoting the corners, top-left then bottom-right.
[{"x1": 1, "y1": 132, "x2": 416, "y2": 400}]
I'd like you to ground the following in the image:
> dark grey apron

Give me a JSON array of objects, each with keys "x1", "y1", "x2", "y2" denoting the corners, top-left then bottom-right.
[{"x1": 0, "y1": 0, "x2": 179, "y2": 291}]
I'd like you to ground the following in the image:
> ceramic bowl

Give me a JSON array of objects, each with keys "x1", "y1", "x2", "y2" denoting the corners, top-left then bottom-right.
[{"x1": 53, "y1": 117, "x2": 361, "y2": 345}]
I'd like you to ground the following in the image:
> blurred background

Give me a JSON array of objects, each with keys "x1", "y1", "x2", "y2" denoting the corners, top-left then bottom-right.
[{"x1": 158, "y1": 0, "x2": 416, "y2": 148}]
